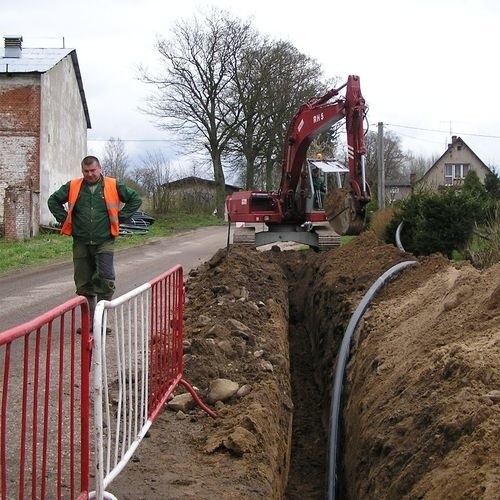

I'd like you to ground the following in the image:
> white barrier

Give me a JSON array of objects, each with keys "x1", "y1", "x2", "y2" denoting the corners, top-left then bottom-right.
[
  {"x1": 90, "y1": 265, "x2": 215, "y2": 500},
  {"x1": 91, "y1": 282, "x2": 151, "y2": 499}
]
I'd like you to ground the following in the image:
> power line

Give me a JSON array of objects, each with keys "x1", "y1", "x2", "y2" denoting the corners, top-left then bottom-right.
[
  {"x1": 88, "y1": 122, "x2": 500, "y2": 144},
  {"x1": 380, "y1": 122, "x2": 500, "y2": 140},
  {"x1": 393, "y1": 130, "x2": 444, "y2": 145},
  {"x1": 88, "y1": 138, "x2": 173, "y2": 142}
]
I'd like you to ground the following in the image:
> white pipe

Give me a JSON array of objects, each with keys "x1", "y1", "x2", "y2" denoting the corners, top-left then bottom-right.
[{"x1": 396, "y1": 222, "x2": 405, "y2": 252}]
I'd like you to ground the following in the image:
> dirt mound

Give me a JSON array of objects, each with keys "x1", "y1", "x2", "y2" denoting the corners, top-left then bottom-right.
[
  {"x1": 343, "y1": 258, "x2": 500, "y2": 498},
  {"x1": 110, "y1": 232, "x2": 499, "y2": 499}
]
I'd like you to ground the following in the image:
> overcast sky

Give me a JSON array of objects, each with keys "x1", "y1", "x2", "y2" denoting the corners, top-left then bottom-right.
[{"x1": 4, "y1": 0, "x2": 500, "y2": 174}]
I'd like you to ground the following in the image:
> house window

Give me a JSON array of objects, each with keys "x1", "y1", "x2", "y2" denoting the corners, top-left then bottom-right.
[
  {"x1": 444, "y1": 163, "x2": 470, "y2": 185},
  {"x1": 389, "y1": 187, "x2": 399, "y2": 203}
]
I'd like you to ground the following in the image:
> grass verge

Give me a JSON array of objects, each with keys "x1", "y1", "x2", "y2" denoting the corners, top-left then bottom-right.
[{"x1": 0, "y1": 213, "x2": 225, "y2": 276}]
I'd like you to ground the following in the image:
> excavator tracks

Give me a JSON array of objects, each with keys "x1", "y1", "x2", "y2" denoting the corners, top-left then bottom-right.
[
  {"x1": 232, "y1": 224, "x2": 340, "y2": 251},
  {"x1": 315, "y1": 224, "x2": 341, "y2": 251},
  {"x1": 317, "y1": 233, "x2": 341, "y2": 251},
  {"x1": 233, "y1": 226, "x2": 256, "y2": 246}
]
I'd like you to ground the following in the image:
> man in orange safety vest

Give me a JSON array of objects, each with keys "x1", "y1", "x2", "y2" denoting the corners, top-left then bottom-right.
[{"x1": 48, "y1": 156, "x2": 142, "y2": 330}]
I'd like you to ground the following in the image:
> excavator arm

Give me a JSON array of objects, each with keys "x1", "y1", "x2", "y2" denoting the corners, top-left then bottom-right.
[
  {"x1": 226, "y1": 75, "x2": 371, "y2": 248},
  {"x1": 278, "y1": 75, "x2": 370, "y2": 230}
]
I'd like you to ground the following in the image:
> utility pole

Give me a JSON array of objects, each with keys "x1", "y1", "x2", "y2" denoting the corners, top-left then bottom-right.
[{"x1": 377, "y1": 122, "x2": 385, "y2": 209}]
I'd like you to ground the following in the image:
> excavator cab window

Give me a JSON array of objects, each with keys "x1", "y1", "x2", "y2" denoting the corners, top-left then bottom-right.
[
  {"x1": 305, "y1": 159, "x2": 349, "y2": 211},
  {"x1": 311, "y1": 167, "x2": 326, "y2": 209}
]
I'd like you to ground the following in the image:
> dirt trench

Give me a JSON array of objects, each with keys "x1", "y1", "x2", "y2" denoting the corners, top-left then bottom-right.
[{"x1": 110, "y1": 232, "x2": 499, "y2": 499}]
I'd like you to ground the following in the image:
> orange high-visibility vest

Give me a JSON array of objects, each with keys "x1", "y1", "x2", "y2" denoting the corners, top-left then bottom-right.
[{"x1": 61, "y1": 176, "x2": 121, "y2": 236}]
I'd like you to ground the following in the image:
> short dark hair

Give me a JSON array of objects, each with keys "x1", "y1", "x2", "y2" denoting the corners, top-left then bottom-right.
[{"x1": 81, "y1": 155, "x2": 101, "y2": 167}]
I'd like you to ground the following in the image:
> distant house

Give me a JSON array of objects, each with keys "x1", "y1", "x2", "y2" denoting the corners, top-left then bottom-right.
[
  {"x1": 162, "y1": 176, "x2": 240, "y2": 213},
  {"x1": 384, "y1": 174, "x2": 416, "y2": 203},
  {"x1": 0, "y1": 35, "x2": 91, "y2": 240},
  {"x1": 419, "y1": 136, "x2": 492, "y2": 190}
]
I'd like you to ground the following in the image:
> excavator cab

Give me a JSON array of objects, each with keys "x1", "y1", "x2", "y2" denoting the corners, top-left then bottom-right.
[
  {"x1": 305, "y1": 158, "x2": 349, "y2": 213},
  {"x1": 304, "y1": 157, "x2": 367, "y2": 235}
]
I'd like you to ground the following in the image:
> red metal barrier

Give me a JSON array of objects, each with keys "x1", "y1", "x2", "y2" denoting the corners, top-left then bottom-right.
[
  {"x1": 149, "y1": 265, "x2": 216, "y2": 421},
  {"x1": 0, "y1": 297, "x2": 92, "y2": 500}
]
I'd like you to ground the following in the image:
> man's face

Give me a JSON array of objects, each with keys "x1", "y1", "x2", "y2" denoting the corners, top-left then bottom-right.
[{"x1": 82, "y1": 161, "x2": 102, "y2": 184}]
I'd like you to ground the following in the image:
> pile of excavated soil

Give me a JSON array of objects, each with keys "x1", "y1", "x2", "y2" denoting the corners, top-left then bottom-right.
[{"x1": 110, "y1": 231, "x2": 499, "y2": 499}]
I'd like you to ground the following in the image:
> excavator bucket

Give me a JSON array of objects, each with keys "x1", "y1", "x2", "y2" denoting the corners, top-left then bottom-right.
[{"x1": 324, "y1": 188, "x2": 365, "y2": 235}]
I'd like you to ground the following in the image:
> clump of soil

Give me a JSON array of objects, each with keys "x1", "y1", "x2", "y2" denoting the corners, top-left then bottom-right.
[{"x1": 110, "y1": 231, "x2": 499, "y2": 499}]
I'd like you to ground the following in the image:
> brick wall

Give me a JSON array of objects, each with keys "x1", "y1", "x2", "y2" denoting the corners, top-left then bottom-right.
[
  {"x1": 4, "y1": 186, "x2": 34, "y2": 240},
  {"x1": 0, "y1": 77, "x2": 41, "y2": 239}
]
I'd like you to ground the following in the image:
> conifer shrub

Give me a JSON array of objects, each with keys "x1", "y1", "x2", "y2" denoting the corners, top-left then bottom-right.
[{"x1": 385, "y1": 171, "x2": 492, "y2": 258}]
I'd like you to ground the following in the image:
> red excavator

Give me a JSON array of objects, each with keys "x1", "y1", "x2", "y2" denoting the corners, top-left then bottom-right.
[{"x1": 225, "y1": 75, "x2": 371, "y2": 250}]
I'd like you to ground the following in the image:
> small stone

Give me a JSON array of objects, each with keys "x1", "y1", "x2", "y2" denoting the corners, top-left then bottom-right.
[
  {"x1": 205, "y1": 324, "x2": 228, "y2": 339},
  {"x1": 182, "y1": 340, "x2": 192, "y2": 353},
  {"x1": 269, "y1": 354, "x2": 287, "y2": 369},
  {"x1": 261, "y1": 361, "x2": 274, "y2": 372},
  {"x1": 207, "y1": 378, "x2": 239, "y2": 403},
  {"x1": 485, "y1": 390, "x2": 500, "y2": 403},
  {"x1": 236, "y1": 384, "x2": 252, "y2": 398},
  {"x1": 233, "y1": 340, "x2": 246, "y2": 357},
  {"x1": 253, "y1": 350, "x2": 264, "y2": 358},
  {"x1": 233, "y1": 329, "x2": 249, "y2": 340},
  {"x1": 167, "y1": 393, "x2": 195, "y2": 412},
  {"x1": 218, "y1": 340, "x2": 236, "y2": 358},
  {"x1": 232, "y1": 287, "x2": 249, "y2": 300},
  {"x1": 198, "y1": 315, "x2": 211, "y2": 325},
  {"x1": 227, "y1": 318, "x2": 250, "y2": 333},
  {"x1": 176, "y1": 410, "x2": 187, "y2": 420}
]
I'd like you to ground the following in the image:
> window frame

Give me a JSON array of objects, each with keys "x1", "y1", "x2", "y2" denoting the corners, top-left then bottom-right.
[{"x1": 444, "y1": 163, "x2": 470, "y2": 185}]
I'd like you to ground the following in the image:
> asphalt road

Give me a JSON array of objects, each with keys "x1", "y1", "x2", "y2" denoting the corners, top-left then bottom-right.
[{"x1": 0, "y1": 225, "x2": 229, "y2": 332}]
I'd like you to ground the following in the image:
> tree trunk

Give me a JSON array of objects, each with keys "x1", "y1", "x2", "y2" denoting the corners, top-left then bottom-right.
[
  {"x1": 212, "y1": 150, "x2": 226, "y2": 219},
  {"x1": 245, "y1": 155, "x2": 256, "y2": 189}
]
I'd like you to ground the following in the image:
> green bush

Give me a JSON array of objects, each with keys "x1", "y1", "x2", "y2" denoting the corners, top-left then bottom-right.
[{"x1": 385, "y1": 172, "x2": 492, "y2": 258}]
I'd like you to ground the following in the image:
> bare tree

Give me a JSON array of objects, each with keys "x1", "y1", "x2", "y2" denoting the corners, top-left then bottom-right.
[
  {"x1": 364, "y1": 130, "x2": 409, "y2": 185},
  {"x1": 102, "y1": 137, "x2": 129, "y2": 179},
  {"x1": 134, "y1": 150, "x2": 172, "y2": 214},
  {"x1": 404, "y1": 152, "x2": 437, "y2": 180},
  {"x1": 227, "y1": 39, "x2": 328, "y2": 190},
  {"x1": 140, "y1": 9, "x2": 252, "y2": 218}
]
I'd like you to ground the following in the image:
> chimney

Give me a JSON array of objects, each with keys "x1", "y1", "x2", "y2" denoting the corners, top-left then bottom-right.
[
  {"x1": 410, "y1": 173, "x2": 416, "y2": 185},
  {"x1": 4, "y1": 36, "x2": 23, "y2": 58}
]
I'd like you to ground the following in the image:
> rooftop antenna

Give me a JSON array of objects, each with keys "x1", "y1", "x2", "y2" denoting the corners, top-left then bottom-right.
[{"x1": 440, "y1": 120, "x2": 453, "y2": 147}]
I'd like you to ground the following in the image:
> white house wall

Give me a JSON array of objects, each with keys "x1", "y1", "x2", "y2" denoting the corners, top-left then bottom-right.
[{"x1": 40, "y1": 55, "x2": 87, "y2": 225}]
